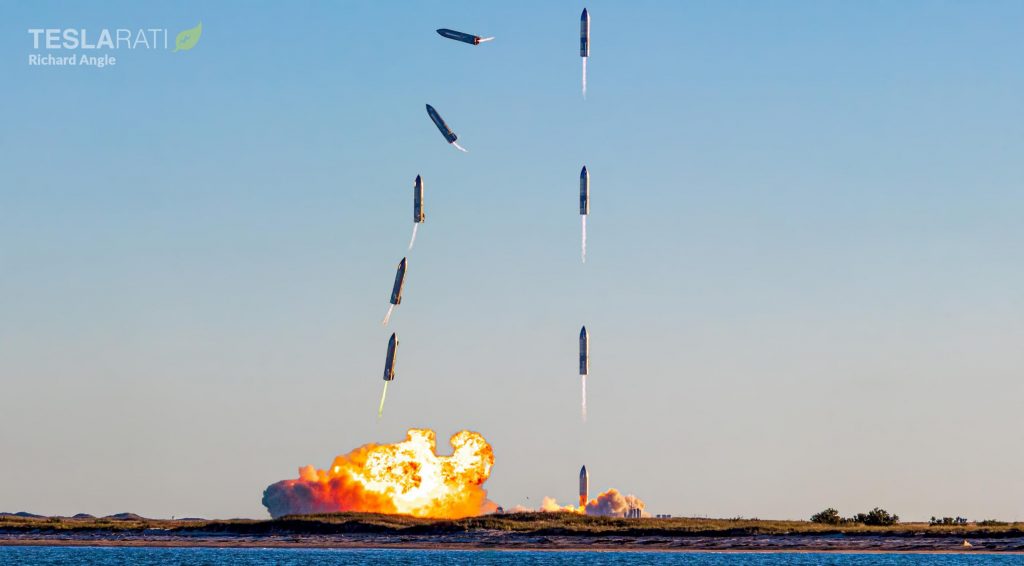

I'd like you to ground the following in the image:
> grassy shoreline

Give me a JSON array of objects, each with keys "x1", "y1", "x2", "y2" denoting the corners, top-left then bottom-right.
[{"x1": 2, "y1": 512, "x2": 1023, "y2": 538}]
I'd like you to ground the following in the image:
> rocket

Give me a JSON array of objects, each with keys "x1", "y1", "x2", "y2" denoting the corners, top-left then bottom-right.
[
  {"x1": 579, "y1": 465, "x2": 589, "y2": 509},
  {"x1": 436, "y1": 28, "x2": 494, "y2": 45},
  {"x1": 414, "y1": 175, "x2": 425, "y2": 223},
  {"x1": 579, "y1": 166, "x2": 589, "y2": 215},
  {"x1": 426, "y1": 104, "x2": 458, "y2": 145},
  {"x1": 580, "y1": 9, "x2": 590, "y2": 58},
  {"x1": 383, "y1": 333, "x2": 398, "y2": 381},
  {"x1": 579, "y1": 326, "x2": 589, "y2": 375},
  {"x1": 390, "y1": 258, "x2": 407, "y2": 305}
]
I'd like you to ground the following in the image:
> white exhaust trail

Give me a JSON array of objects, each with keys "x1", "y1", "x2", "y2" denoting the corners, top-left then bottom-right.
[
  {"x1": 451, "y1": 142, "x2": 468, "y2": 153},
  {"x1": 581, "y1": 216, "x2": 587, "y2": 264},
  {"x1": 581, "y1": 375, "x2": 588, "y2": 423},
  {"x1": 408, "y1": 223, "x2": 420, "y2": 251},
  {"x1": 582, "y1": 58, "x2": 587, "y2": 98},
  {"x1": 478, "y1": 37, "x2": 495, "y2": 43},
  {"x1": 377, "y1": 381, "x2": 389, "y2": 418},
  {"x1": 382, "y1": 304, "x2": 395, "y2": 327}
]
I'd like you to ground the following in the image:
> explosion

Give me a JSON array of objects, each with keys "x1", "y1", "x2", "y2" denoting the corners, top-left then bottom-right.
[{"x1": 262, "y1": 429, "x2": 495, "y2": 519}]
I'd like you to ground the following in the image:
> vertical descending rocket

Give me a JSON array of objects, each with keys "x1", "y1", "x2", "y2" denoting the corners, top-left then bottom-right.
[
  {"x1": 414, "y1": 175, "x2": 425, "y2": 224},
  {"x1": 579, "y1": 326, "x2": 589, "y2": 376},
  {"x1": 580, "y1": 165, "x2": 589, "y2": 263},
  {"x1": 409, "y1": 175, "x2": 424, "y2": 250},
  {"x1": 579, "y1": 465, "x2": 589, "y2": 509},
  {"x1": 378, "y1": 332, "x2": 398, "y2": 417},
  {"x1": 382, "y1": 257, "x2": 407, "y2": 326},
  {"x1": 580, "y1": 8, "x2": 590, "y2": 96}
]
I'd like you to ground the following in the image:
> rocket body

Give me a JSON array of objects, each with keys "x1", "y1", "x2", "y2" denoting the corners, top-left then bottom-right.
[
  {"x1": 579, "y1": 166, "x2": 589, "y2": 215},
  {"x1": 413, "y1": 175, "x2": 425, "y2": 223},
  {"x1": 579, "y1": 326, "x2": 589, "y2": 375},
  {"x1": 426, "y1": 104, "x2": 458, "y2": 144},
  {"x1": 579, "y1": 465, "x2": 589, "y2": 509},
  {"x1": 383, "y1": 333, "x2": 398, "y2": 381},
  {"x1": 580, "y1": 9, "x2": 590, "y2": 57},
  {"x1": 390, "y1": 258, "x2": 407, "y2": 305},
  {"x1": 436, "y1": 28, "x2": 489, "y2": 45}
]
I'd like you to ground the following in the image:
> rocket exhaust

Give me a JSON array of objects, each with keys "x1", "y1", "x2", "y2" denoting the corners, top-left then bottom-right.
[
  {"x1": 451, "y1": 141, "x2": 468, "y2": 153},
  {"x1": 581, "y1": 216, "x2": 587, "y2": 264},
  {"x1": 408, "y1": 223, "x2": 420, "y2": 250},
  {"x1": 382, "y1": 304, "x2": 395, "y2": 326},
  {"x1": 377, "y1": 381, "x2": 389, "y2": 418},
  {"x1": 581, "y1": 374, "x2": 587, "y2": 423}
]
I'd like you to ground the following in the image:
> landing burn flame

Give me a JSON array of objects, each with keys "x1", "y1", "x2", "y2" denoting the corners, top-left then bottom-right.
[{"x1": 262, "y1": 429, "x2": 496, "y2": 519}]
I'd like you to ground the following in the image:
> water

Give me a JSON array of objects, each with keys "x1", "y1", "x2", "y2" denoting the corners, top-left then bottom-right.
[{"x1": 0, "y1": 547, "x2": 1019, "y2": 565}]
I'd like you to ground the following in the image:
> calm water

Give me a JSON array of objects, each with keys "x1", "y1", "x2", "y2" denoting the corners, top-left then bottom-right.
[{"x1": 0, "y1": 548, "x2": 1020, "y2": 565}]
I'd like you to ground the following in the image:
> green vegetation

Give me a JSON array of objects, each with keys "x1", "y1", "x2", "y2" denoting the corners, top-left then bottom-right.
[
  {"x1": 810, "y1": 507, "x2": 899, "y2": 526},
  {"x1": 2, "y1": 511, "x2": 1023, "y2": 538}
]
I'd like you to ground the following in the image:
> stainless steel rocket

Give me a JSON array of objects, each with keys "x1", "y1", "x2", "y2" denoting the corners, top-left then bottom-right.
[
  {"x1": 390, "y1": 258, "x2": 407, "y2": 305},
  {"x1": 426, "y1": 104, "x2": 458, "y2": 144},
  {"x1": 436, "y1": 28, "x2": 493, "y2": 45},
  {"x1": 580, "y1": 9, "x2": 590, "y2": 57},
  {"x1": 414, "y1": 175, "x2": 425, "y2": 223},
  {"x1": 579, "y1": 465, "x2": 589, "y2": 509},
  {"x1": 579, "y1": 326, "x2": 589, "y2": 375},
  {"x1": 579, "y1": 166, "x2": 589, "y2": 215},
  {"x1": 383, "y1": 333, "x2": 398, "y2": 381}
]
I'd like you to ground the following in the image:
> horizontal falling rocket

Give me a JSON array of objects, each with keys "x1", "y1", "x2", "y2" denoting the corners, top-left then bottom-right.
[
  {"x1": 579, "y1": 326, "x2": 589, "y2": 375},
  {"x1": 383, "y1": 332, "x2": 398, "y2": 381},
  {"x1": 414, "y1": 175, "x2": 425, "y2": 223},
  {"x1": 580, "y1": 166, "x2": 589, "y2": 215},
  {"x1": 390, "y1": 258, "x2": 407, "y2": 305},
  {"x1": 580, "y1": 9, "x2": 590, "y2": 57},
  {"x1": 426, "y1": 104, "x2": 458, "y2": 145},
  {"x1": 436, "y1": 28, "x2": 494, "y2": 45}
]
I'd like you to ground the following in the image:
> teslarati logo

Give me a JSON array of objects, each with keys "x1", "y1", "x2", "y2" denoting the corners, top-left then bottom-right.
[{"x1": 27, "y1": 22, "x2": 202, "y2": 68}]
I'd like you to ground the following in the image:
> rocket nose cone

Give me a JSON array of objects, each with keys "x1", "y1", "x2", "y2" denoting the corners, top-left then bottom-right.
[
  {"x1": 425, "y1": 104, "x2": 434, "y2": 113},
  {"x1": 415, "y1": 174, "x2": 421, "y2": 182},
  {"x1": 582, "y1": 8, "x2": 588, "y2": 19},
  {"x1": 580, "y1": 326, "x2": 587, "y2": 336},
  {"x1": 580, "y1": 465, "x2": 587, "y2": 475},
  {"x1": 581, "y1": 166, "x2": 588, "y2": 177}
]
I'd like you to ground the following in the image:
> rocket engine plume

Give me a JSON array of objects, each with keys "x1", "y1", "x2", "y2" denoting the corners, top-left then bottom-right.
[
  {"x1": 382, "y1": 304, "x2": 395, "y2": 326},
  {"x1": 582, "y1": 58, "x2": 587, "y2": 98},
  {"x1": 451, "y1": 141, "x2": 468, "y2": 153},
  {"x1": 581, "y1": 374, "x2": 587, "y2": 423},
  {"x1": 262, "y1": 429, "x2": 496, "y2": 519},
  {"x1": 408, "y1": 223, "x2": 420, "y2": 250},
  {"x1": 377, "y1": 381, "x2": 389, "y2": 418},
  {"x1": 581, "y1": 216, "x2": 587, "y2": 263},
  {"x1": 478, "y1": 37, "x2": 495, "y2": 43}
]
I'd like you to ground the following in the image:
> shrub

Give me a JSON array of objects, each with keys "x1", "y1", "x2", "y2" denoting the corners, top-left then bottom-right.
[
  {"x1": 853, "y1": 507, "x2": 899, "y2": 526},
  {"x1": 810, "y1": 508, "x2": 844, "y2": 525}
]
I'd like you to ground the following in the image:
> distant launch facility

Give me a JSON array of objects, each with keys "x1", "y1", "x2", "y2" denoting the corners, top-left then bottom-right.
[{"x1": 436, "y1": 28, "x2": 494, "y2": 45}]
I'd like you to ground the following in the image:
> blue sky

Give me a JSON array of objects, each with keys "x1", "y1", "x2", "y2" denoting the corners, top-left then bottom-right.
[{"x1": 1, "y1": 1, "x2": 1022, "y2": 520}]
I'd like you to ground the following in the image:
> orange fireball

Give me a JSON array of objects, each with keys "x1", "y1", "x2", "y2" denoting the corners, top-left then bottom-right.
[{"x1": 262, "y1": 429, "x2": 495, "y2": 519}]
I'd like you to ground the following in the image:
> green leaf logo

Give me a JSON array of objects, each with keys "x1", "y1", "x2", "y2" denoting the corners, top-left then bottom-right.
[{"x1": 173, "y1": 22, "x2": 202, "y2": 52}]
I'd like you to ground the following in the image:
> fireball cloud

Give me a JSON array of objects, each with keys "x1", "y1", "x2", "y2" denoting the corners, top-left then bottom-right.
[{"x1": 262, "y1": 429, "x2": 495, "y2": 519}]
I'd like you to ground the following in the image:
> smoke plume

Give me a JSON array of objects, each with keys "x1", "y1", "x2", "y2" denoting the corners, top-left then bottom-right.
[
  {"x1": 580, "y1": 375, "x2": 587, "y2": 423},
  {"x1": 451, "y1": 142, "x2": 468, "y2": 153},
  {"x1": 536, "y1": 489, "x2": 646, "y2": 517},
  {"x1": 381, "y1": 304, "x2": 395, "y2": 327},
  {"x1": 262, "y1": 429, "x2": 495, "y2": 519}
]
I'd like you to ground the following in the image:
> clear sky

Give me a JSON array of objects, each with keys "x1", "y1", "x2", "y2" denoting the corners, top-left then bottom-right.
[{"x1": 1, "y1": 1, "x2": 1022, "y2": 521}]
